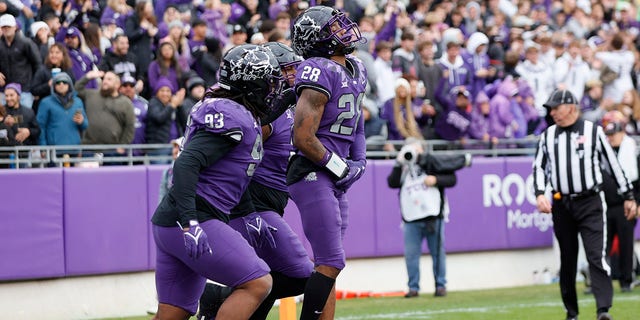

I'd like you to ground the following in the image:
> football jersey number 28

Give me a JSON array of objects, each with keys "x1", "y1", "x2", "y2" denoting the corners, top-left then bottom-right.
[{"x1": 330, "y1": 93, "x2": 363, "y2": 136}]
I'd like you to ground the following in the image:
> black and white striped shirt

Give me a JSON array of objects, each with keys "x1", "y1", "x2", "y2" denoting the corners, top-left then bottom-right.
[{"x1": 532, "y1": 119, "x2": 634, "y2": 198}]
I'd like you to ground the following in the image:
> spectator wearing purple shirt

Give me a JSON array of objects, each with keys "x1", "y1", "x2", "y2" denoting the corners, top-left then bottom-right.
[
  {"x1": 198, "y1": 0, "x2": 231, "y2": 48},
  {"x1": 100, "y1": 0, "x2": 133, "y2": 30},
  {"x1": 60, "y1": 26, "x2": 97, "y2": 89},
  {"x1": 488, "y1": 78, "x2": 519, "y2": 139},
  {"x1": 148, "y1": 40, "x2": 183, "y2": 94},
  {"x1": 380, "y1": 77, "x2": 423, "y2": 142},
  {"x1": 118, "y1": 73, "x2": 147, "y2": 154},
  {"x1": 435, "y1": 34, "x2": 473, "y2": 109},
  {"x1": 434, "y1": 86, "x2": 472, "y2": 144},
  {"x1": 463, "y1": 32, "x2": 494, "y2": 99},
  {"x1": 468, "y1": 90, "x2": 497, "y2": 145}
]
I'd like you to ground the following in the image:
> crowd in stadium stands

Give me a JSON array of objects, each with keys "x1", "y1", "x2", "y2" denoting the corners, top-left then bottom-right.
[{"x1": 1, "y1": 0, "x2": 640, "y2": 166}]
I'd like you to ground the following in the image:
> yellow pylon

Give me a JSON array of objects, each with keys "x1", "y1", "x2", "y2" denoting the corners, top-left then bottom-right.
[{"x1": 279, "y1": 297, "x2": 297, "y2": 320}]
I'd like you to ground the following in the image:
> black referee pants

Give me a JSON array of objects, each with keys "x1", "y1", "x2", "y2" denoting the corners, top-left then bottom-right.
[
  {"x1": 606, "y1": 203, "x2": 638, "y2": 288},
  {"x1": 552, "y1": 192, "x2": 613, "y2": 318}
]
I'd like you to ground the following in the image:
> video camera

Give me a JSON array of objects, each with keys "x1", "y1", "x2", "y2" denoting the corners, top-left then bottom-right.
[
  {"x1": 398, "y1": 143, "x2": 472, "y2": 172},
  {"x1": 398, "y1": 144, "x2": 419, "y2": 165}
]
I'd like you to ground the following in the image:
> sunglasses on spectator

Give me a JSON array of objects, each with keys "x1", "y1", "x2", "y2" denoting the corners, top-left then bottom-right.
[{"x1": 55, "y1": 81, "x2": 69, "y2": 85}]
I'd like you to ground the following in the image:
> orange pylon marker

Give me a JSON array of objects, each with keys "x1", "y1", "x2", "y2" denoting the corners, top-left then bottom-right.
[{"x1": 279, "y1": 297, "x2": 296, "y2": 320}]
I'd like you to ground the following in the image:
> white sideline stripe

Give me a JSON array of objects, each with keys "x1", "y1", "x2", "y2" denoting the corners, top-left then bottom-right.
[{"x1": 335, "y1": 295, "x2": 639, "y2": 320}]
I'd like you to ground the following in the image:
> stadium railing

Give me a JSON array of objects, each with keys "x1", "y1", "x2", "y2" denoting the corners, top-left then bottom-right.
[{"x1": 1, "y1": 136, "x2": 638, "y2": 168}]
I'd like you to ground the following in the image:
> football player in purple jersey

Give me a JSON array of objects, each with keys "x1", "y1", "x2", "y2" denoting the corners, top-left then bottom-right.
[
  {"x1": 196, "y1": 42, "x2": 315, "y2": 320},
  {"x1": 150, "y1": 44, "x2": 284, "y2": 320},
  {"x1": 288, "y1": 6, "x2": 368, "y2": 320}
]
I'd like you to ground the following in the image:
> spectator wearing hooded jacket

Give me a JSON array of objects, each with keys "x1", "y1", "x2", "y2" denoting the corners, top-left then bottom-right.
[
  {"x1": 553, "y1": 40, "x2": 591, "y2": 102},
  {"x1": 516, "y1": 79, "x2": 545, "y2": 135},
  {"x1": 435, "y1": 32, "x2": 473, "y2": 110},
  {"x1": 463, "y1": 32, "x2": 494, "y2": 99},
  {"x1": 468, "y1": 91, "x2": 497, "y2": 146},
  {"x1": 36, "y1": 72, "x2": 88, "y2": 147},
  {"x1": 488, "y1": 78, "x2": 520, "y2": 140},
  {"x1": 59, "y1": 26, "x2": 98, "y2": 89}
]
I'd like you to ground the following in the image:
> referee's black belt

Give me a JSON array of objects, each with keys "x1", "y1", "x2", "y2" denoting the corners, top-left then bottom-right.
[{"x1": 560, "y1": 188, "x2": 600, "y2": 201}]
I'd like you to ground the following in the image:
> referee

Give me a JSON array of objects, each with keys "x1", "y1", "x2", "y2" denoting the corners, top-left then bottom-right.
[{"x1": 532, "y1": 89, "x2": 637, "y2": 320}]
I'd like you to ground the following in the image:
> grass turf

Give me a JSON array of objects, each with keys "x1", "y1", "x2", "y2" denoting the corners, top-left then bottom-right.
[{"x1": 100, "y1": 283, "x2": 640, "y2": 320}]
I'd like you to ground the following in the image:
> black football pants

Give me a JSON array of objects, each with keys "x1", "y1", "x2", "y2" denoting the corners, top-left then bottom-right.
[{"x1": 552, "y1": 192, "x2": 613, "y2": 318}]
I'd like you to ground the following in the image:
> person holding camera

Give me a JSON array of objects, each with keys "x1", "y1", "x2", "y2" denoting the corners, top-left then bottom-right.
[{"x1": 387, "y1": 138, "x2": 470, "y2": 298}]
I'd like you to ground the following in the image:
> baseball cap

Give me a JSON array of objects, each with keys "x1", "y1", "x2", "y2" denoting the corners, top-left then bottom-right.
[
  {"x1": 121, "y1": 74, "x2": 136, "y2": 85},
  {"x1": 543, "y1": 89, "x2": 577, "y2": 109},
  {"x1": 232, "y1": 24, "x2": 247, "y2": 34},
  {"x1": 66, "y1": 27, "x2": 82, "y2": 38},
  {"x1": 451, "y1": 86, "x2": 470, "y2": 98},
  {"x1": 602, "y1": 110, "x2": 626, "y2": 135},
  {"x1": 0, "y1": 14, "x2": 17, "y2": 28}
]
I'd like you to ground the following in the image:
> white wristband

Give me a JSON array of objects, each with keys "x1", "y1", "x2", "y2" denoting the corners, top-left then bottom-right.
[{"x1": 324, "y1": 152, "x2": 348, "y2": 179}]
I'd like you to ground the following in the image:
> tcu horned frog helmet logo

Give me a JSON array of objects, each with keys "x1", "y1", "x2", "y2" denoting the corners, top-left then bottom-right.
[
  {"x1": 219, "y1": 44, "x2": 283, "y2": 110},
  {"x1": 291, "y1": 5, "x2": 362, "y2": 59}
]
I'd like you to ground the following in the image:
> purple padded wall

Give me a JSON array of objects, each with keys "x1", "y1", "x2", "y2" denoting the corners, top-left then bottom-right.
[
  {"x1": 372, "y1": 160, "x2": 405, "y2": 256},
  {"x1": 146, "y1": 165, "x2": 169, "y2": 269},
  {"x1": 0, "y1": 169, "x2": 65, "y2": 280},
  {"x1": 342, "y1": 167, "x2": 377, "y2": 258},
  {"x1": 64, "y1": 167, "x2": 149, "y2": 275}
]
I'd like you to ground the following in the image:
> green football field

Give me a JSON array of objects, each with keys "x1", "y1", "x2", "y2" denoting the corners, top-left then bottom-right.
[{"x1": 101, "y1": 284, "x2": 640, "y2": 320}]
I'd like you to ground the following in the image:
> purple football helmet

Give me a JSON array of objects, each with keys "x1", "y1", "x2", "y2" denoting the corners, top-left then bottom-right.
[
  {"x1": 262, "y1": 42, "x2": 302, "y2": 87},
  {"x1": 291, "y1": 5, "x2": 362, "y2": 59}
]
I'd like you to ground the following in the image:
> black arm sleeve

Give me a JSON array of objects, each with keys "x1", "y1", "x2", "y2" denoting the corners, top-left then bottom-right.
[
  {"x1": 172, "y1": 130, "x2": 237, "y2": 226},
  {"x1": 433, "y1": 172, "x2": 457, "y2": 188},
  {"x1": 420, "y1": 154, "x2": 467, "y2": 173}
]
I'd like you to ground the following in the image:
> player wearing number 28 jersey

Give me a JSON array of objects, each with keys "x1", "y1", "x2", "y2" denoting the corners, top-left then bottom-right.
[{"x1": 287, "y1": 5, "x2": 368, "y2": 320}]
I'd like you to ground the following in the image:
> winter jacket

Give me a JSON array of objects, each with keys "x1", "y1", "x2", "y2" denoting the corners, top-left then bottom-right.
[{"x1": 36, "y1": 74, "x2": 88, "y2": 146}]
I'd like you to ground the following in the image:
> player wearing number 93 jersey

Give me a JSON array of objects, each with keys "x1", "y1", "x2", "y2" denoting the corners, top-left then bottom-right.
[
  {"x1": 150, "y1": 44, "x2": 284, "y2": 320},
  {"x1": 287, "y1": 5, "x2": 368, "y2": 320}
]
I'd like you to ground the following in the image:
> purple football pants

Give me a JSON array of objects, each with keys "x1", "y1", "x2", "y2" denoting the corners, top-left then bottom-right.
[
  {"x1": 229, "y1": 210, "x2": 315, "y2": 278},
  {"x1": 153, "y1": 219, "x2": 270, "y2": 315},
  {"x1": 289, "y1": 171, "x2": 349, "y2": 270}
]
